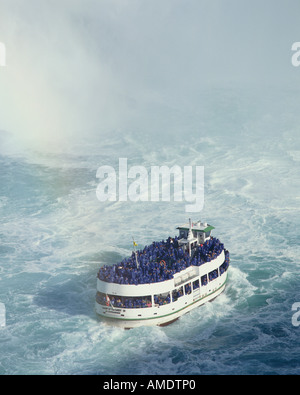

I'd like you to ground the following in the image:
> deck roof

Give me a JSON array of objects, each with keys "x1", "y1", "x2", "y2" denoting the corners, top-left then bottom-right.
[{"x1": 177, "y1": 223, "x2": 215, "y2": 233}]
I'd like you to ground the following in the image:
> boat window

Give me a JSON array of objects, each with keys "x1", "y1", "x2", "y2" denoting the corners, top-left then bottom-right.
[
  {"x1": 201, "y1": 274, "x2": 208, "y2": 286},
  {"x1": 154, "y1": 292, "x2": 171, "y2": 306},
  {"x1": 208, "y1": 269, "x2": 219, "y2": 282},
  {"x1": 193, "y1": 279, "x2": 200, "y2": 290},
  {"x1": 184, "y1": 282, "x2": 192, "y2": 295},
  {"x1": 179, "y1": 230, "x2": 187, "y2": 239},
  {"x1": 219, "y1": 258, "x2": 229, "y2": 275},
  {"x1": 172, "y1": 286, "x2": 184, "y2": 302},
  {"x1": 96, "y1": 292, "x2": 152, "y2": 308},
  {"x1": 96, "y1": 292, "x2": 106, "y2": 305}
]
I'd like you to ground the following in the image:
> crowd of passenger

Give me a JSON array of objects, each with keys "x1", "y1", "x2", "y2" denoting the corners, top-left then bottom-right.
[
  {"x1": 220, "y1": 250, "x2": 230, "y2": 275},
  {"x1": 190, "y1": 237, "x2": 224, "y2": 266},
  {"x1": 96, "y1": 292, "x2": 152, "y2": 309},
  {"x1": 98, "y1": 236, "x2": 227, "y2": 285},
  {"x1": 154, "y1": 294, "x2": 171, "y2": 306},
  {"x1": 208, "y1": 269, "x2": 219, "y2": 282}
]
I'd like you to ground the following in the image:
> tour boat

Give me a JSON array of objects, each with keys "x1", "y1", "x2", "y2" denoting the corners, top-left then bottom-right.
[{"x1": 95, "y1": 219, "x2": 230, "y2": 328}]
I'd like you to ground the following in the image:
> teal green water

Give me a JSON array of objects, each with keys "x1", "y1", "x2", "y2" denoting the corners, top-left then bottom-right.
[{"x1": 0, "y1": 89, "x2": 299, "y2": 375}]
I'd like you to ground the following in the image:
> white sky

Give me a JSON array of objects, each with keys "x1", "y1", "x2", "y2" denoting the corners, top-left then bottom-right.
[{"x1": 0, "y1": 0, "x2": 300, "y2": 151}]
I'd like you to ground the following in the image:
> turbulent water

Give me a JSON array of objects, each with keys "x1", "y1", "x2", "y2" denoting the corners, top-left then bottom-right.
[{"x1": 0, "y1": 88, "x2": 300, "y2": 375}]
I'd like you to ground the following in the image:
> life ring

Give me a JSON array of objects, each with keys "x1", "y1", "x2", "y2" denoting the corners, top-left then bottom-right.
[{"x1": 160, "y1": 260, "x2": 166, "y2": 266}]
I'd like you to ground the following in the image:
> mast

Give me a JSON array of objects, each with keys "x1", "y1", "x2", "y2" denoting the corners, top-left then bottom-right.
[
  {"x1": 132, "y1": 237, "x2": 139, "y2": 269},
  {"x1": 187, "y1": 218, "x2": 193, "y2": 256}
]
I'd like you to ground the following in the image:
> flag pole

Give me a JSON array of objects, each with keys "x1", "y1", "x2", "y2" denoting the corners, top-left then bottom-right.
[{"x1": 132, "y1": 236, "x2": 139, "y2": 269}]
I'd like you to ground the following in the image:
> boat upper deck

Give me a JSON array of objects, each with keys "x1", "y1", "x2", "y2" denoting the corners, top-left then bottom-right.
[{"x1": 97, "y1": 236, "x2": 228, "y2": 286}]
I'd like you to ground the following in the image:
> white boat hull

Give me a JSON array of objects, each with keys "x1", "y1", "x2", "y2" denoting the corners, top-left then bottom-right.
[{"x1": 95, "y1": 270, "x2": 228, "y2": 329}]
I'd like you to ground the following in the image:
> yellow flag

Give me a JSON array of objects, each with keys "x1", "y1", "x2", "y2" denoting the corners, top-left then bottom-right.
[{"x1": 133, "y1": 241, "x2": 138, "y2": 247}]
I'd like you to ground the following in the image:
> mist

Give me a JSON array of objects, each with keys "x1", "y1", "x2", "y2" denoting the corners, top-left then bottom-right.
[{"x1": 0, "y1": 0, "x2": 300, "y2": 153}]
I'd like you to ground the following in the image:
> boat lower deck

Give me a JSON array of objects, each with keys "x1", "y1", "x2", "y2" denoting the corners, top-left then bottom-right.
[{"x1": 95, "y1": 274, "x2": 228, "y2": 328}]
